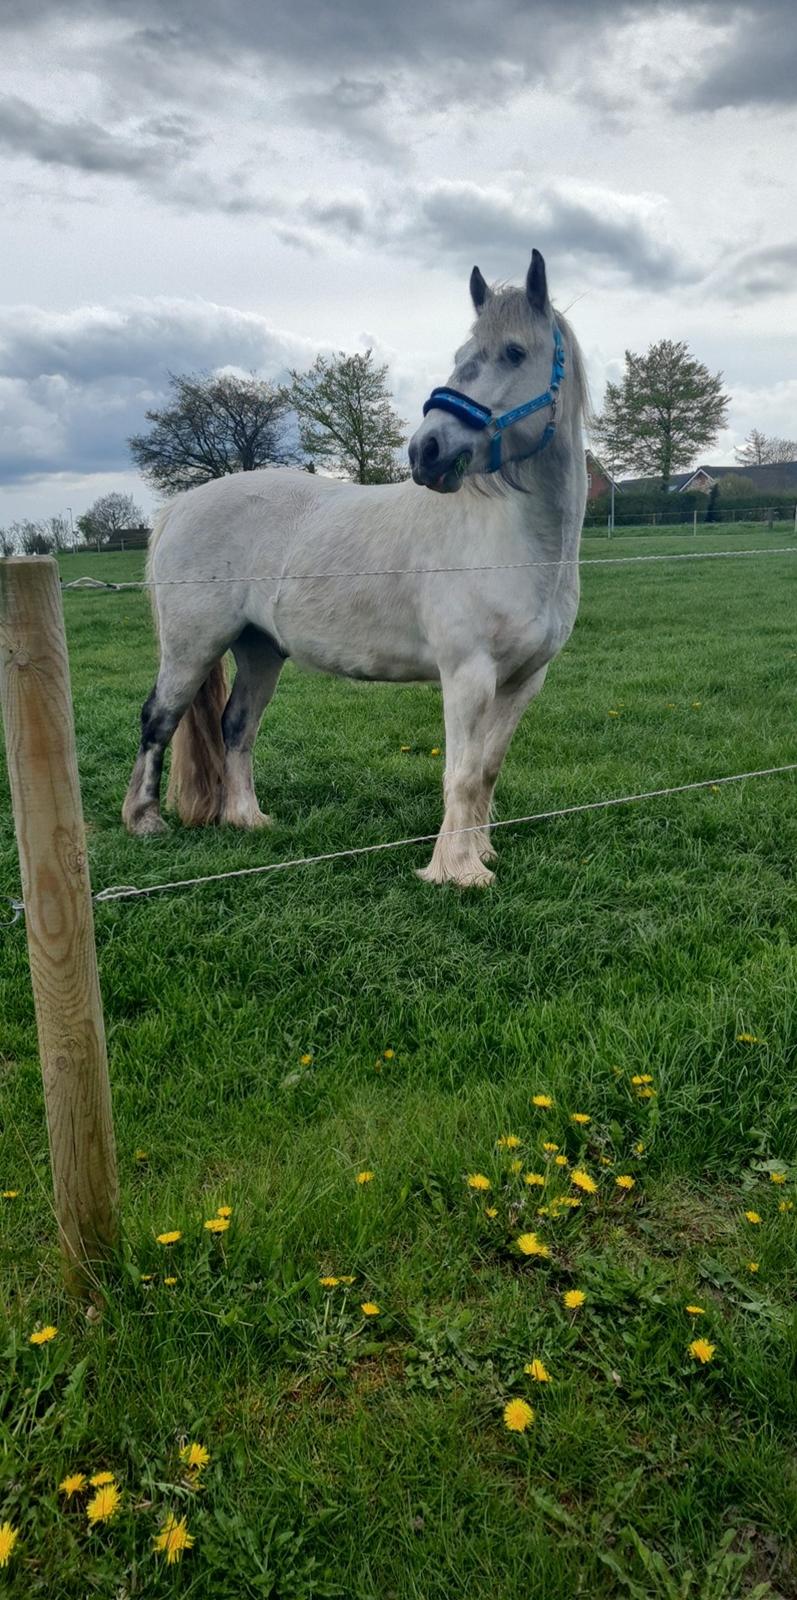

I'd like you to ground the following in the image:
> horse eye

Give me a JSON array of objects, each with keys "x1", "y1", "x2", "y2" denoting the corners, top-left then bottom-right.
[{"x1": 505, "y1": 344, "x2": 526, "y2": 365}]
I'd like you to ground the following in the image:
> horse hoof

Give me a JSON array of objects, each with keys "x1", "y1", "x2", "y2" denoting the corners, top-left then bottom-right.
[
  {"x1": 124, "y1": 809, "x2": 168, "y2": 838},
  {"x1": 479, "y1": 844, "x2": 498, "y2": 864},
  {"x1": 221, "y1": 808, "x2": 273, "y2": 829},
  {"x1": 416, "y1": 861, "x2": 495, "y2": 889}
]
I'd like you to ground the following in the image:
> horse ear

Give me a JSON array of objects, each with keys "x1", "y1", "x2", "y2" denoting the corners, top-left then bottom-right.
[
  {"x1": 470, "y1": 265, "x2": 490, "y2": 315},
  {"x1": 526, "y1": 249, "x2": 550, "y2": 313}
]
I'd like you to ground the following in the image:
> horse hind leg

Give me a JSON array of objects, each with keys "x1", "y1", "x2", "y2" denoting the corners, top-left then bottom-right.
[
  {"x1": 122, "y1": 647, "x2": 227, "y2": 837},
  {"x1": 220, "y1": 625, "x2": 285, "y2": 828}
]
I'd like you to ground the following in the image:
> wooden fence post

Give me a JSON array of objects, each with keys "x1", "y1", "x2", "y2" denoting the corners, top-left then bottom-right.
[{"x1": 0, "y1": 557, "x2": 119, "y2": 1294}]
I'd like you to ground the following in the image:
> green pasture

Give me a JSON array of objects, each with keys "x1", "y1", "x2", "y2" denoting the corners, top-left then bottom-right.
[{"x1": 0, "y1": 525, "x2": 796, "y2": 1597}]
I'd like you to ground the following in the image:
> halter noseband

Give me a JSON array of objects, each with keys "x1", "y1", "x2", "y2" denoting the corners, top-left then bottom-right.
[{"x1": 422, "y1": 324, "x2": 565, "y2": 474}]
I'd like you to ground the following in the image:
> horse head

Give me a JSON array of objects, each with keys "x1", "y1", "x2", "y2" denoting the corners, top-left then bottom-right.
[{"x1": 408, "y1": 249, "x2": 564, "y2": 493}]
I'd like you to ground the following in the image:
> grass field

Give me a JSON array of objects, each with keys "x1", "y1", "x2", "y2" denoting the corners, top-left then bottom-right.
[{"x1": 1, "y1": 525, "x2": 796, "y2": 1598}]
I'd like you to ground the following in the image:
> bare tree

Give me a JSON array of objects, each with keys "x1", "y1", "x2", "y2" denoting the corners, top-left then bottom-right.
[
  {"x1": 735, "y1": 429, "x2": 797, "y2": 466},
  {"x1": 289, "y1": 350, "x2": 408, "y2": 484},
  {"x1": 77, "y1": 492, "x2": 145, "y2": 548},
  {"x1": 17, "y1": 520, "x2": 55, "y2": 555},
  {"x1": 0, "y1": 526, "x2": 16, "y2": 557},
  {"x1": 129, "y1": 371, "x2": 295, "y2": 494},
  {"x1": 592, "y1": 339, "x2": 729, "y2": 491}
]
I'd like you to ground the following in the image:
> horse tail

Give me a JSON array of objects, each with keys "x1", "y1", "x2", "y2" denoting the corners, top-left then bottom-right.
[
  {"x1": 146, "y1": 502, "x2": 230, "y2": 826},
  {"x1": 166, "y1": 657, "x2": 230, "y2": 826}
]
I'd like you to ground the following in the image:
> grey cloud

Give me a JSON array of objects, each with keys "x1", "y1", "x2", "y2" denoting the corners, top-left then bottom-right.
[
  {"x1": 289, "y1": 77, "x2": 408, "y2": 165},
  {"x1": 0, "y1": 298, "x2": 321, "y2": 482},
  {"x1": 0, "y1": 95, "x2": 195, "y2": 176},
  {"x1": 714, "y1": 241, "x2": 797, "y2": 302},
  {"x1": 291, "y1": 179, "x2": 698, "y2": 291},
  {"x1": 678, "y1": 5, "x2": 797, "y2": 110}
]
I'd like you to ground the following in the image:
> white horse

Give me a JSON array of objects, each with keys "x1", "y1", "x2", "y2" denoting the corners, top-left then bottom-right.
[{"x1": 123, "y1": 250, "x2": 588, "y2": 887}]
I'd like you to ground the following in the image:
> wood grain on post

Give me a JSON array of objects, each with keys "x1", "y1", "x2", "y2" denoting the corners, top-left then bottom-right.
[{"x1": 0, "y1": 557, "x2": 119, "y2": 1292}]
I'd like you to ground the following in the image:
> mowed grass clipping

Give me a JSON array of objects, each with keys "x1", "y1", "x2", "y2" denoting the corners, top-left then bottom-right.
[{"x1": 0, "y1": 527, "x2": 796, "y2": 1598}]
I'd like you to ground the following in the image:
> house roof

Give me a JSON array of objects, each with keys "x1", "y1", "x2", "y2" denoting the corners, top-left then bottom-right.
[
  {"x1": 585, "y1": 449, "x2": 622, "y2": 489},
  {"x1": 620, "y1": 461, "x2": 797, "y2": 493}
]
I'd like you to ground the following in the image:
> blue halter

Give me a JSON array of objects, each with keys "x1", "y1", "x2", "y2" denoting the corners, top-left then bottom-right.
[{"x1": 422, "y1": 323, "x2": 565, "y2": 474}]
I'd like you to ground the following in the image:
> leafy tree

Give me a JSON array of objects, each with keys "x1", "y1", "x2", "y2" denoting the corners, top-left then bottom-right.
[
  {"x1": 735, "y1": 429, "x2": 797, "y2": 466},
  {"x1": 289, "y1": 350, "x2": 408, "y2": 484},
  {"x1": 592, "y1": 340, "x2": 730, "y2": 491},
  {"x1": 77, "y1": 492, "x2": 145, "y2": 548},
  {"x1": 129, "y1": 372, "x2": 294, "y2": 494}
]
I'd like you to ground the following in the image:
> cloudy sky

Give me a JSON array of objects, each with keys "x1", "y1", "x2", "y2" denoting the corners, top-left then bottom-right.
[{"x1": 2, "y1": 0, "x2": 795, "y2": 525}]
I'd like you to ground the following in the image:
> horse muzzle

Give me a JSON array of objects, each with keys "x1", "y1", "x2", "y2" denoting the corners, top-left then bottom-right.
[{"x1": 408, "y1": 435, "x2": 473, "y2": 493}]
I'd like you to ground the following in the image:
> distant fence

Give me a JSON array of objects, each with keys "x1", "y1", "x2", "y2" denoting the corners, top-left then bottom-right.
[{"x1": 583, "y1": 504, "x2": 797, "y2": 537}]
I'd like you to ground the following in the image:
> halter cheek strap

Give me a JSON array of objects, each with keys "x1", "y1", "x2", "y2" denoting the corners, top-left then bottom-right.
[{"x1": 422, "y1": 324, "x2": 565, "y2": 474}]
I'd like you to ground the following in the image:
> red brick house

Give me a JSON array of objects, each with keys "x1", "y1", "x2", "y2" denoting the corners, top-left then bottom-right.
[{"x1": 585, "y1": 451, "x2": 620, "y2": 501}]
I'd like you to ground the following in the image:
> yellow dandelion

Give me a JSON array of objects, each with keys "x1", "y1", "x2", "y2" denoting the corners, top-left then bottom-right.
[
  {"x1": 509, "y1": 1158, "x2": 522, "y2": 1174},
  {"x1": 140, "y1": 1273, "x2": 154, "y2": 1283},
  {"x1": 554, "y1": 1154, "x2": 569, "y2": 1167},
  {"x1": 524, "y1": 1358, "x2": 551, "y2": 1382},
  {"x1": 2, "y1": 1190, "x2": 20, "y2": 1199},
  {"x1": 636, "y1": 1087, "x2": 656, "y2": 1099},
  {"x1": 163, "y1": 1276, "x2": 178, "y2": 1286},
  {"x1": 599, "y1": 1156, "x2": 612, "y2": 1166},
  {"x1": 0, "y1": 1523, "x2": 18, "y2": 1568},
  {"x1": 485, "y1": 1206, "x2": 498, "y2": 1218},
  {"x1": 300, "y1": 1054, "x2": 312, "y2": 1065},
  {"x1": 542, "y1": 1141, "x2": 559, "y2": 1153},
  {"x1": 689, "y1": 1338, "x2": 715, "y2": 1364},
  {"x1": 319, "y1": 1275, "x2": 340, "y2": 1288},
  {"x1": 29, "y1": 1325, "x2": 57, "y2": 1345},
  {"x1": 156, "y1": 1230, "x2": 181, "y2": 1245},
  {"x1": 608, "y1": 709, "x2": 619, "y2": 717},
  {"x1": 769, "y1": 1171, "x2": 787, "y2": 1185},
  {"x1": 563, "y1": 1289, "x2": 586, "y2": 1309},
  {"x1": 570, "y1": 1113, "x2": 591, "y2": 1125},
  {"x1": 89, "y1": 1471, "x2": 115, "y2": 1487},
  {"x1": 216, "y1": 1205, "x2": 233, "y2": 1217},
  {"x1": 430, "y1": 747, "x2": 440, "y2": 756},
  {"x1": 87, "y1": 1482, "x2": 121, "y2": 1524},
  {"x1": 154, "y1": 1513, "x2": 195, "y2": 1565},
  {"x1": 615, "y1": 1174, "x2": 635, "y2": 1190},
  {"x1": 503, "y1": 1398, "x2": 534, "y2": 1432},
  {"x1": 338, "y1": 1275, "x2": 356, "y2": 1284},
  {"x1": 536, "y1": 1205, "x2": 550, "y2": 1216},
  {"x1": 747, "y1": 1261, "x2": 759, "y2": 1273},
  {"x1": 400, "y1": 745, "x2": 410, "y2": 752},
  {"x1": 180, "y1": 1442, "x2": 210, "y2": 1472},
  {"x1": 466, "y1": 1173, "x2": 491, "y2": 1191},
  {"x1": 383, "y1": 1049, "x2": 395, "y2": 1060},
  {"x1": 361, "y1": 1302, "x2": 380, "y2": 1316},
  {"x1": 560, "y1": 1195, "x2": 581, "y2": 1209},
  {"x1": 59, "y1": 1472, "x2": 87, "y2": 1497},
  {"x1": 630, "y1": 1074, "x2": 654, "y2": 1086},
  {"x1": 532, "y1": 1095, "x2": 553, "y2": 1109},
  {"x1": 779, "y1": 1200, "x2": 794, "y2": 1213},
  {"x1": 203, "y1": 1216, "x2": 230, "y2": 1233},
  {"x1": 524, "y1": 1172, "x2": 545, "y2": 1187},
  {"x1": 356, "y1": 1171, "x2": 374, "y2": 1185},
  {"x1": 736, "y1": 1034, "x2": 762, "y2": 1044},
  {"x1": 497, "y1": 1134, "x2": 522, "y2": 1149},
  {"x1": 134, "y1": 1149, "x2": 148, "y2": 1161},
  {"x1": 685, "y1": 1304, "x2": 705, "y2": 1316},
  {"x1": 634, "y1": 1142, "x2": 645, "y2": 1155},
  {"x1": 570, "y1": 1169, "x2": 597, "y2": 1194},
  {"x1": 516, "y1": 1232, "x2": 550, "y2": 1257},
  {"x1": 744, "y1": 1211, "x2": 762, "y2": 1225}
]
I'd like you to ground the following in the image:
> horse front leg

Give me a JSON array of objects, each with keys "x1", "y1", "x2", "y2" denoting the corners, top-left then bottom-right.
[
  {"x1": 474, "y1": 664, "x2": 550, "y2": 863},
  {"x1": 417, "y1": 657, "x2": 497, "y2": 889}
]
